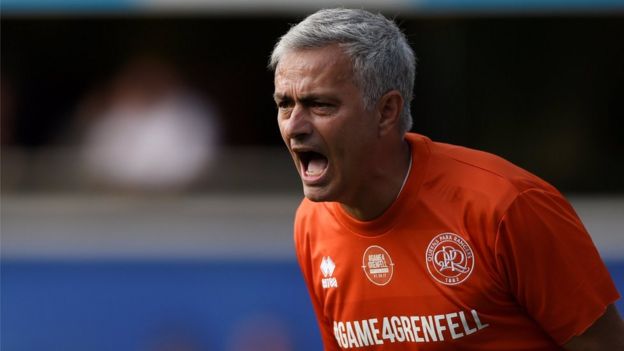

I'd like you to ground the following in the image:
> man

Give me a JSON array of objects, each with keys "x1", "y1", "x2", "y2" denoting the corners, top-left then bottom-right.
[{"x1": 270, "y1": 8, "x2": 623, "y2": 350}]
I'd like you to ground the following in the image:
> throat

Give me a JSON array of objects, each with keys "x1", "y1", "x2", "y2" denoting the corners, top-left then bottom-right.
[
  {"x1": 396, "y1": 144, "x2": 412, "y2": 199},
  {"x1": 341, "y1": 141, "x2": 412, "y2": 221}
]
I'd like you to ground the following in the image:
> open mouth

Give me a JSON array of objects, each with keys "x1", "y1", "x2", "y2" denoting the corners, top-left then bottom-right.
[{"x1": 298, "y1": 151, "x2": 328, "y2": 179}]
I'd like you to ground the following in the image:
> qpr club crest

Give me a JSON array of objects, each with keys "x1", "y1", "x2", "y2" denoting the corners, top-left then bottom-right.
[{"x1": 426, "y1": 233, "x2": 475, "y2": 285}]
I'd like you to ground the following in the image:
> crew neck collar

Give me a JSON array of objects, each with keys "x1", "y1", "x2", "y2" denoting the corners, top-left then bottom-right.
[{"x1": 328, "y1": 133, "x2": 431, "y2": 237}]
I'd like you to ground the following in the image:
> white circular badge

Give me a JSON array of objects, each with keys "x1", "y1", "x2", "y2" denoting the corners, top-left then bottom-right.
[
  {"x1": 426, "y1": 233, "x2": 475, "y2": 286},
  {"x1": 362, "y1": 245, "x2": 395, "y2": 286}
]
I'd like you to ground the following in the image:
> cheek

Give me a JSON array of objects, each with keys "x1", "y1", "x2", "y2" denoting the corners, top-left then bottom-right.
[
  {"x1": 335, "y1": 116, "x2": 376, "y2": 163},
  {"x1": 277, "y1": 119, "x2": 288, "y2": 140}
]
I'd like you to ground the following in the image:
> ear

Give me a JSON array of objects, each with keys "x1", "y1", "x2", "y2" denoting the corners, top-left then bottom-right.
[{"x1": 376, "y1": 90, "x2": 404, "y2": 136}]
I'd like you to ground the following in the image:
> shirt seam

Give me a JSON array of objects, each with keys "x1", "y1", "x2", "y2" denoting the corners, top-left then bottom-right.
[{"x1": 493, "y1": 188, "x2": 563, "y2": 287}]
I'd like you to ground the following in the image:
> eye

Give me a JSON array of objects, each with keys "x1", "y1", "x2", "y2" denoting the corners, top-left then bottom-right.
[
  {"x1": 311, "y1": 101, "x2": 336, "y2": 114},
  {"x1": 277, "y1": 100, "x2": 294, "y2": 109}
]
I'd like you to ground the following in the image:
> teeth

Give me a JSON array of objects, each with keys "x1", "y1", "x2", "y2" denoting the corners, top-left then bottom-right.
[
  {"x1": 304, "y1": 156, "x2": 328, "y2": 177},
  {"x1": 305, "y1": 169, "x2": 322, "y2": 176}
]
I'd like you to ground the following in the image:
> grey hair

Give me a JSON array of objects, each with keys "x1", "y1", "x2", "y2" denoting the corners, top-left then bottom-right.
[{"x1": 269, "y1": 8, "x2": 416, "y2": 134}]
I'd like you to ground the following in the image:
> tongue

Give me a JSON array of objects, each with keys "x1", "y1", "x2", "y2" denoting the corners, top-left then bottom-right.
[{"x1": 306, "y1": 157, "x2": 328, "y2": 176}]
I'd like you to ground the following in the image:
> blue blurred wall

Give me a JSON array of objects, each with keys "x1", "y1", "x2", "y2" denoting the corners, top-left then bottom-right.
[{"x1": 2, "y1": 259, "x2": 622, "y2": 351}]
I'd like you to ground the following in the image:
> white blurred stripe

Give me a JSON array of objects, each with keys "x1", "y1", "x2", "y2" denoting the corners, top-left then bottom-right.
[
  {"x1": 1, "y1": 194, "x2": 301, "y2": 260},
  {"x1": 1, "y1": 195, "x2": 622, "y2": 260},
  {"x1": 568, "y1": 196, "x2": 624, "y2": 261}
]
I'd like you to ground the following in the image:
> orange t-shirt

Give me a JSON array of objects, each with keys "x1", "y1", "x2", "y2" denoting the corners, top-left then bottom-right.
[{"x1": 293, "y1": 133, "x2": 619, "y2": 350}]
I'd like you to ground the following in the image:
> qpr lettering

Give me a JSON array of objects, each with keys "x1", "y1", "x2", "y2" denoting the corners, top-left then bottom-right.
[{"x1": 435, "y1": 246, "x2": 470, "y2": 274}]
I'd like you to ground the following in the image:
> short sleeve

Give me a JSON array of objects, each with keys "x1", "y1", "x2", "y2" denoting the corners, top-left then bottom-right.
[
  {"x1": 495, "y1": 189, "x2": 620, "y2": 345},
  {"x1": 293, "y1": 205, "x2": 342, "y2": 351}
]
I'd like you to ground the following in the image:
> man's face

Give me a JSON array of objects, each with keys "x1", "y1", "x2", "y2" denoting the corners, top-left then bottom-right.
[{"x1": 274, "y1": 45, "x2": 379, "y2": 203}]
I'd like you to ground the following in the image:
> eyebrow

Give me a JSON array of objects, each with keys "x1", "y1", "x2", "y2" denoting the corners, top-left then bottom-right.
[
  {"x1": 273, "y1": 93, "x2": 289, "y2": 102},
  {"x1": 273, "y1": 93, "x2": 331, "y2": 103}
]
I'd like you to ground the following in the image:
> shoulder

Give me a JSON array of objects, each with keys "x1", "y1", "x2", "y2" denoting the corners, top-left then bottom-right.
[
  {"x1": 406, "y1": 134, "x2": 568, "y2": 241},
  {"x1": 435, "y1": 140, "x2": 554, "y2": 193},
  {"x1": 294, "y1": 197, "x2": 324, "y2": 226},
  {"x1": 293, "y1": 198, "x2": 333, "y2": 242},
  {"x1": 412, "y1": 134, "x2": 561, "y2": 208}
]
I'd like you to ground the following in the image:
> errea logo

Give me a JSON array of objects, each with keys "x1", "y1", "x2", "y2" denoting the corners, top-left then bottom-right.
[{"x1": 321, "y1": 256, "x2": 338, "y2": 289}]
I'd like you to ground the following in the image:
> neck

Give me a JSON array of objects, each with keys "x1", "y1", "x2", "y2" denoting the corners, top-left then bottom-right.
[{"x1": 341, "y1": 137, "x2": 411, "y2": 221}]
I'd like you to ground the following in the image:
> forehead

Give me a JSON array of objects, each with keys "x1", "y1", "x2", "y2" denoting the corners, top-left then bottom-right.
[{"x1": 274, "y1": 45, "x2": 355, "y2": 95}]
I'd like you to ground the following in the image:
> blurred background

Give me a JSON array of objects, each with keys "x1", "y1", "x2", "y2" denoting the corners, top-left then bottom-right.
[{"x1": 1, "y1": 0, "x2": 623, "y2": 350}]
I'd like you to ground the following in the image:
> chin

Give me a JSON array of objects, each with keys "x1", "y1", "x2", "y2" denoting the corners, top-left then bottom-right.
[{"x1": 302, "y1": 185, "x2": 336, "y2": 203}]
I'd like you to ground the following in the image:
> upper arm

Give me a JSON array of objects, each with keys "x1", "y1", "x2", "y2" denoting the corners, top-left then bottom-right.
[
  {"x1": 495, "y1": 189, "x2": 620, "y2": 344},
  {"x1": 293, "y1": 208, "x2": 341, "y2": 350},
  {"x1": 564, "y1": 304, "x2": 624, "y2": 350}
]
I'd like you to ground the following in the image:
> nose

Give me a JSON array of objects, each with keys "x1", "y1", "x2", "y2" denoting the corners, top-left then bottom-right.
[{"x1": 282, "y1": 104, "x2": 312, "y2": 140}]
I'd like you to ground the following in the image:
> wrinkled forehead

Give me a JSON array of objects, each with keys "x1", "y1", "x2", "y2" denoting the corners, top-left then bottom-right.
[{"x1": 273, "y1": 46, "x2": 357, "y2": 95}]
